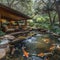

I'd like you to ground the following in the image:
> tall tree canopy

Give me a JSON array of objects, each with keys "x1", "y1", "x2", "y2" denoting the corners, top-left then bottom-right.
[{"x1": 0, "y1": 0, "x2": 33, "y2": 16}]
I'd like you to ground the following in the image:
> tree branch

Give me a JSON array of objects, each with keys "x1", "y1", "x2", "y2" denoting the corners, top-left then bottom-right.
[
  {"x1": 7, "y1": 0, "x2": 10, "y2": 6},
  {"x1": 9, "y1": 0, "x2": 15, "y2": 7},
  {"x1": 13, "y1": 1, "x2": 20, "y2": 6},
  {"x1": 52, "y1": 12, "x2": 57, "y2": 23},
  {"x1": 42, "y1": 0, "x2": 47, "y2": 5}
]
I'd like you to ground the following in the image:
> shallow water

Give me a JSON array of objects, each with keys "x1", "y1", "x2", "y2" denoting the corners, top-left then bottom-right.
[{"x1": 5, "y1": 33, "x2": 60, "y2": 60}]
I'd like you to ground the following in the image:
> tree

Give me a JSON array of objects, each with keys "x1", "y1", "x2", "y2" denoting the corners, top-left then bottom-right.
[
  {"x1": 0, "y1": 0, "x2": 33, "y2": 16},
  {"x1": 54, "y1": 0, "x2": 60, "y2": 27},
  {"x1": 34, "y1": 0, "x2": 57, "y2": 26}
]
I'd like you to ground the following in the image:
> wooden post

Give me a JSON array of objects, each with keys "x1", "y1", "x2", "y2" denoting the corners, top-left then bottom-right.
[
  {"x1": 22, "y1": 20, "x2": 27, "y2": 30},
  {"x1": 25, "y1": 20, "x2": 27, "y2": 28},
  {"x1": 0, "y1": 14, "x2": 2, "y2": 29}
]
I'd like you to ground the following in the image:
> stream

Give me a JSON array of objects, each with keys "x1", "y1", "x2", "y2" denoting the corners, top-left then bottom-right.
[{"x1": 3, "y1": 32, "x2": 60, "y2": 60}]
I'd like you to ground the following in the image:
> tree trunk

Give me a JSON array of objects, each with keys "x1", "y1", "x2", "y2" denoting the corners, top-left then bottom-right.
[
  {"x1": 47, "y1": 11, "x2": 53, "y2": 25},
  {"x1": 9, "y1": 0, "x2": 15, "y2": 7},
  {"x1": 54, "y1": 0, "x2": 60, "y2": 27}
]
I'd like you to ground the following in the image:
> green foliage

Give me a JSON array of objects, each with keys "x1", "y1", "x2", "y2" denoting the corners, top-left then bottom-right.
[
  {"x1": 0, "y1": 30, "x2": 5, "y2": 36},
  {"x1": 29, "y1": 22, "x2": 34, "y2": 27},
  {"x1": 0, "y1": 0, "x2": 60, "y2": 35},
  {"x1": 37, "y1": 17, "x2": 45, "y2": 22}
]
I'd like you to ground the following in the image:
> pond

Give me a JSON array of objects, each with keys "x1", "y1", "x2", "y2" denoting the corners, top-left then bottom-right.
[{"x1": 5, "y1": 32, "x2": 60, "y2": 60}]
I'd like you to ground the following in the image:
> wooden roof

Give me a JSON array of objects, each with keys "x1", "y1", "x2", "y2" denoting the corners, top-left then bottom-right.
[{"x1": 0, "y1": 3, "x2": 31, "y2": 21}]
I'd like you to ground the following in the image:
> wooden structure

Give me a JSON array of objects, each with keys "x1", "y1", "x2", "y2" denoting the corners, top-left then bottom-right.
[{"x1": 0, "y1": 3, "x2": 31, "y2": 33}]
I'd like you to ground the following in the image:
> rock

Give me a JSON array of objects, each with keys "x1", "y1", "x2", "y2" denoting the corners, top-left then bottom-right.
[
  {"x1": 0, "y1": 49, "x2": 6, "y2": 59},
  {"x1": 4, "y1": 35, "x2": 15, "y2": 40},
  {"x1": 58, "y1": 38, "x2": 60, "y2": 41}
]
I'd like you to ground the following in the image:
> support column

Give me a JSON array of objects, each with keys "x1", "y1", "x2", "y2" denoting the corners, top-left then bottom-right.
[
  {"x1": 0, "y1": 14, "x2": 2, "y2": 29},
  {"x1": 25, "y1": 20, "x2": 27, "y2": 28},
  {"x1": 22, "y1": 20, "x2": 27, "y2": 30}
]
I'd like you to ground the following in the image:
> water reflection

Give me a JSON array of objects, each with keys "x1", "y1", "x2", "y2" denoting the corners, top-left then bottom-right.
[
  {"x1": 5, "y1": 33, "x2": 60, "y2": 60},
  {"x1": 36, "y1": 34, "x2": 43, "y2": 37},
  {"x1": 22, "y1": 34, "x2": 52, "y2": 60}
]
